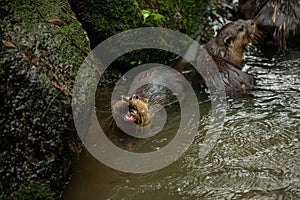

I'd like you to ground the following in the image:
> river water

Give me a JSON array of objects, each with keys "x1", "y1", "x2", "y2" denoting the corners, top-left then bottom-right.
[{"x1": 63, "y1": 48, "x2": 300, "y2": 199}]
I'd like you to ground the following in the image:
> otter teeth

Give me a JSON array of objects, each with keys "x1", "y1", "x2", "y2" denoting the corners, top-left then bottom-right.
[
  {"x1": 130, "y1": 109, "x2": 137, "y2": 116},
  {"x1": 125, "y1": 109, "x2": 138, "y2": 121}
]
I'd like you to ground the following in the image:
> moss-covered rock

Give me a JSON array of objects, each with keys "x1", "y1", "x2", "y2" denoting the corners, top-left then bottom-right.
[
  {"x1": 68, "y1": 0, "x2": 214, "y2": 71},
  {"x1": 0, "y1": 0, "x2": 90, "y2": 198}
]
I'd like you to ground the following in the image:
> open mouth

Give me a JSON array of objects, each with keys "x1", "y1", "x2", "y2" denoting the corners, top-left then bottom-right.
[{"x1": 125, "y1": 105, "x2": 139, "y2": 122}]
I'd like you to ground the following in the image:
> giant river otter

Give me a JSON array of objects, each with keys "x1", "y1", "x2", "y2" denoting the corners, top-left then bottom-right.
[
  {"x1": 110, "y1": 66, "x2": 189, "y2": 129},
  {"x1": 204, "y1": 19, "x2": 257, "y2": 93},
  {"x1": 174, "y1": 19, "x2": 258, "y2": 96}
]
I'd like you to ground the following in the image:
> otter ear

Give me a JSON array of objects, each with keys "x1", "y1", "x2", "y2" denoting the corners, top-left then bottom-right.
[{"x1": 224, "y1": 36, "x2": 232, "y2": 46}]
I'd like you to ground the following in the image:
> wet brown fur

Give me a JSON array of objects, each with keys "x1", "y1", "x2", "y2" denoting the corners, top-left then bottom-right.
[
  {"x1": 174, "y1": 19, "x2": 259, "y2": 95},
  {"x1": 110, "y1": 67, "x2": 188, "y2": 130},
  {"x1": 205, "y1": 20, "x2": 257, "y2": 68}
]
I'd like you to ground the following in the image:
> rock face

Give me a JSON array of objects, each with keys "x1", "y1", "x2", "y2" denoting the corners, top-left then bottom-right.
[
  {"x1": 68, "y1": 0, "x2": 214, "y2": 71},
  {"x1": 237, "y1": 0, "x2": 300, "y2": 51},
  {"x1": 0, "y1": 0, "x2": 90, "y2": 198}
]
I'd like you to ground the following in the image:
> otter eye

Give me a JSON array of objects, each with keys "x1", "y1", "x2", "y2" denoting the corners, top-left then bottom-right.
[
  {"x1": 239, "y1": 26, "x2": 244, "y2": 31},
  {"x1": 131, "y1": 95, "x2": 139, "y2": 100}
]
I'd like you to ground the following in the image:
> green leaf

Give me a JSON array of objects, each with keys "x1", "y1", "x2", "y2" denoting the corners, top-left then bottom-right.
[
  {"x1": 130, "y1": 61, "x2": 137, "y2": 65},
  {"x1": 145, "y1": 21, "x2": 154, "y2": 26},
  {"x1": 153, "y1": 14, "x2": 165, "y2": 20},
  {"x1": 141, "y1": 10, "x2": 151, "y2": 18},
  {"x1": 141, "y1": 9, "x2": 165, "y2": 26}
]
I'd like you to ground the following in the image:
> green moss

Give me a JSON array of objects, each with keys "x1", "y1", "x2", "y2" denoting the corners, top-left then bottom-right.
[
  {"x1": 0, "y1": 0, "x2": 89, "y2": 198},
  {"x1": 70, "y1": 0, "x2": 213, "y2": 46},
  {"x1": 0, "y1": 181, "x2": 55, "y2": 200},
  {"x1": 16, "y1": 182, "x2": 55, "y2": 200},
  {"x1": 69, "y1": 0, "x2": 213, "y2": 71}
]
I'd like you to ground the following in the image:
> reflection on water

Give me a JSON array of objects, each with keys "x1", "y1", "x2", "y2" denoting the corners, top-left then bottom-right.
[{"x1": 63, "y1": 49, "x2": 300, "y2": 199}]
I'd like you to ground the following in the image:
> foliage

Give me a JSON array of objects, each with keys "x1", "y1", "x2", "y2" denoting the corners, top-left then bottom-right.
[{"x1": 141, "y1": 9, "x2": 165, "y2": 26}]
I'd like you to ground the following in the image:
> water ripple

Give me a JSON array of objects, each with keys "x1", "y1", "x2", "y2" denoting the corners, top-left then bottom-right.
[{"x1": 64, "y1": 49, "x2": 300, "y2": 200}]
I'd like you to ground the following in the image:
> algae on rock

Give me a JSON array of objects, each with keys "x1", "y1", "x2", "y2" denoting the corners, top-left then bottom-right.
[
  {"x1": 0, "y1": 0, "x2": 91, "y2": 198},
  {"x1": 68, "y1": 0, "x2": 214, "y2": 71}
]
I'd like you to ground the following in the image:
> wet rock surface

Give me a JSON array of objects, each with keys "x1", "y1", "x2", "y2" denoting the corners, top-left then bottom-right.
[
  {"x1": 0, "y1": 0, "x2": 91, "y2": 198},
  {"x1": 68, "y1": 0, "x2": 215, "y2": 72}
]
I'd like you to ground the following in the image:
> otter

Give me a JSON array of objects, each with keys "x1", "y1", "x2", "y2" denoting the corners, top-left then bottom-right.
[
  {"x1": 110, "y1": 66, "x2": 189, "y2": 130},
  {"x1": 236, "y1": 0, "x2": 300, "y2": 51},
  {"x1": 112, "y1": 94, "x2": 151, "y2": 127},
  {"x1": 174, "y1": 19, "x2": 258, "y2": 95}
]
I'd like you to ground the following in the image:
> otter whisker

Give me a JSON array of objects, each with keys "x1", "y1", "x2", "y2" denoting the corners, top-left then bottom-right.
[
  {"x1": 104, "y1": 114, "x2": 116, "y2": 130},
  {"x1": 252, "y1": 29, "x2": 265, "y2": 46}
]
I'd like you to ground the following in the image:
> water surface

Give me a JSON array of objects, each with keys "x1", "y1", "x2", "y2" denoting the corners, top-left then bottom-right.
[{"x1": 63, "y1": 49, "x2": 300, "y2": 199}]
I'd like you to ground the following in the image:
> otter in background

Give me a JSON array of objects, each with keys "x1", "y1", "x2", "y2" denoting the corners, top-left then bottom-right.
[{"x1": 174, "y1": 19, "x2": 259, "y2": 96}]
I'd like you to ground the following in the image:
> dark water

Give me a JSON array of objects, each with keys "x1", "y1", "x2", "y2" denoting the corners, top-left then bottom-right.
[{"x1": 63, "y1": 48, "x2": 300, "y2": 199}]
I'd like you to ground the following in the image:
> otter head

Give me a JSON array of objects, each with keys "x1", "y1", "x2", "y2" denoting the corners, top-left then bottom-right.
[
  {"x1": 126, "y1": 94, "x2": 151, "y2": 126},
  {"x1": 112, "y1": 94, "x2": 151, "y2": 127},
  {"x1": 215, "y1": 20, "x2": 257, "y2": 67}
]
